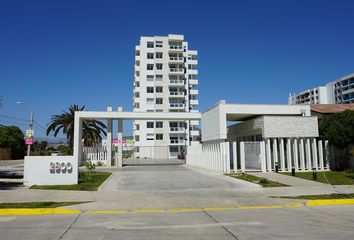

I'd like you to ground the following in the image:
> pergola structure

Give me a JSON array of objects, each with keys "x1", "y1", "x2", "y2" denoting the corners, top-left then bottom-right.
[{"x1": 73, "y1": 108, "x2": 201, "y2": 167}]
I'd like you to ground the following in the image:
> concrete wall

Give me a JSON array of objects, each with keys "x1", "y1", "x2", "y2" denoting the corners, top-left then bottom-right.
[
  {"x1": 201, "y1": 104, "x2": 226, "y2": 141},
  {"x1": 263, "y1": 116, "x2": 319, "y2": 138},
  {"x1": 227, "y1": 118, "x2": 264, "y2": 140},
  {"x1": 24, "y1": 156, "x2": 78, "y2": 186}
]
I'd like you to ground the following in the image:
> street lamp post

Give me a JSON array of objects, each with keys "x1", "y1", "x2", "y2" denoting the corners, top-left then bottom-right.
[{"x1": 27, "y1": 108, "x2": 34, "y2": 156}]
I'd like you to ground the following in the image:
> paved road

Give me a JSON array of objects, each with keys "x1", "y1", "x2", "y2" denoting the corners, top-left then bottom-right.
[{"x1": 1, "y1": 205, "x2": 353, "y2": 240}]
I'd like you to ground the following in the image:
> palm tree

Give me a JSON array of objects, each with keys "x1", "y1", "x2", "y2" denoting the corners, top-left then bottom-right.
[{"x1": 46, "y1": 105, "x2": 106, "y2": 147}]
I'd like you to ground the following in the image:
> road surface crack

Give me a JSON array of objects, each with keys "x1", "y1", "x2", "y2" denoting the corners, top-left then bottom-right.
[
  {"x1": 202, "y1": 210, "x2": 240, "y2": 240},
  {"x1": 57, "y1": 213, "x2": 82, "y2": 240}
]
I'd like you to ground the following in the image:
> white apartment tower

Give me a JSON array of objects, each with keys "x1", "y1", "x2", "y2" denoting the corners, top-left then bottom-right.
[{"x1": 133, "y1": 34, "x2": 200, "y2": 159}]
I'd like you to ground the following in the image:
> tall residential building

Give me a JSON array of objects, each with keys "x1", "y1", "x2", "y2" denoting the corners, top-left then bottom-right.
[
  {"x1": 288, "y1": 72, "x2": 354, "y2": 105},
  {"x1": 133, "y1": 34, "x2": 200, "y2": 159}
]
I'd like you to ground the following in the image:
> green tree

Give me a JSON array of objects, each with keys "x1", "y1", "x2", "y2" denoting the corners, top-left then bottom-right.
[
  {"x1": 319, "y1": 110, "x2": 354, "y2": 170},
  {"x1": 46, "y1": 105, "x2": 107, "y2": 148},
  {"x1": 0, "y1": 125, "x2": 26, "y2": 159}
]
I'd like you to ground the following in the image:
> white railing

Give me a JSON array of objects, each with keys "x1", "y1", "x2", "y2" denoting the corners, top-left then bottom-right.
[
  {"x1": 170, "y1": 68, "x2": 184, "y2": 72},
  {"x1": 169, "y1": 56, "x2": 184, "y2": 61},
  {"x1": 169, "y1": 45, "x2": 183, "y2": 50},
  {"x1": 170, "y1": 139, "x2": 185, "y2": 144},
  {"x1": 170, "y1": 79, "x2": 184, "y2": 84},
  {"x1": 82, "y1": 146, "x2": 107, "y2": 165},
  {"x1": 170, "y1": 127, "x2": 185, "y2": 132},
  {"x1": 169, "y1": 91, "x2": 184, "y2": 96},
  {"x1": 169, "y1": 103, "x2": 184, "y2": 108}
]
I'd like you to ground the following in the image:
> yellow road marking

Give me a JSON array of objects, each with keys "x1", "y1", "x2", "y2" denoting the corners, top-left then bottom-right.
[
  {"x1": 306, "y1": 199, "x2": 354, "y2": 206},
  {"x1": 0, "y1": 199, "x2": 353, "y2": 216},
  {"x1": 0, "y1": 208, "x2": 80, "y2": 216}
]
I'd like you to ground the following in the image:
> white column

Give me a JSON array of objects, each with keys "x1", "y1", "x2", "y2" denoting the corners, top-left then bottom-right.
[
  {"x1": 325, "y1": 140, "x2": 330, "y2": 169},
  {"x1": 306, "y1": 138, "x2": 312, "y2": 170},
  {"x1": 225, "y1": 142, "x2": 231, "y2": 173},
  {"x1": 117, "y1": 119, "x2": 123, "y2": 167},
  {"x1": 273, "y1": 138, "x2": 278, "y2": 170},
  {"x1": 218, "y1": 142, "x2": 222, "y2": 172},
  {"x1": 106, "y1": 107, "x2": 113, "y2": 167},
  {"x1": 318, "y1": 140, "x2": 324, "y2": 170},
  {"x1": 293, "y1": 138, "x2": 299, "y2": 172},
  {"x1": 232, "y1": 142, "x2": 237, "y2": 172},
  {"x1": 266, "y1": 139, "x2": 272, "y2": 172},
  {"x1": 222, "y1": 142, "x2": 227, "y2": 173},
  {"x1": 279, "y1": 138, "x2": 285, "y2": 171},
  {"x1": 299, "y1": 139, "x2": 305, "y2": 171},
  {"x1": 240, "y1": 142, "x2": 245, "y2": 172},
  {"x1": 73, "y1": 113, "x2": 81, "y2": 184},
  {"x1": 260, "y1": 141, "x2": 266, "y2": 172},
  {"x1": 312, "y1": 138, "x2": 318, "y2": 170},
  {"x1": 286, "y1": 138, "x2": 292, "y2": 171}
]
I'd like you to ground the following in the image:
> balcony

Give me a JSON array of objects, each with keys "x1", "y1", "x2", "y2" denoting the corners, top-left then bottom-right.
[
  {"x1": 169, "y1": 91, "x2": 184, "y2": 97},
  {"x1": 188, "y1": 69, "x2": 198, "y2": 75},
  {"x1": 170, "y1": 68, "x2": 184, "y2": 73},
  {"x1": 170, "y1": 139, "x2": 185, "y2": 145},
  {"x1": 134, "y1": 98, "x2": 140, "y2": 104},
  {"x1": 169, "y1": 45, "x2": 183, "y2": 51},
  {"x1": 189, "y1": 79, "x2": 198, "y2": 85},
  {"x1": 190, "y1": 89, "x2": 198, "y2": 95},
  {"x1": 169, "y1": 103, "x2": 185, "y2": 109},
  {"x1": 188, "y1": 59, "x2": 198, "y2": 65},
  {"x1": 170, "y1": 127, "x2": 185, "y2": 133},
  {"x1": 169, "y1": 79, "x2": 185, "y2": 86},
  {"x1": 190, "y1": 99, "x2": 199, "y2": 105},
  {"x1": 191, "y1": 130, "x2": 200, "y2": 136},
  {"x1": 169, "y1": 56, "x2": 184, "y2": 63},
  {"x1": 134, "y1": 86, "x2": 140, "y2": 93}
]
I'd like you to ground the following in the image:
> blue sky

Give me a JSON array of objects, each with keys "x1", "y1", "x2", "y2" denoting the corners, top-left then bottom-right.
[{"x1": 0, "y1": 0, "x2": 354, "y2": 139}]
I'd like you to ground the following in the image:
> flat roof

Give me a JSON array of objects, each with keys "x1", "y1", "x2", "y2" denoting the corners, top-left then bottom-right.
[{"x1": 75, "y1": 111, "x2": 201, "y2": 120}]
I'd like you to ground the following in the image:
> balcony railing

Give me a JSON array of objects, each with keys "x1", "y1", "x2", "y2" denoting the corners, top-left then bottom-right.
[
  {"x1": 169, "y1": 91, "x2": 184, "y2": 96},
  {"x1": 169, "y1": 45, "x2": 183, "y2": 50},
  {"x1": 169, "y1": 56, "x2": 184, "y2": 61},
  {"x1": 170, "y1": 139, "x2": 185, "y2": 144},
  {"x1": 170, "y1": 79, "x2": 184, "y2": 85},
  {"x1": 170, "y1": 68, "x2": 184, "y2": 72},
  {"x1": 170, "y1": 127, "x2": 185, "y2": 132},
  {"x1": 169, "y1": 103, "x2": 184, "y2": 108}
]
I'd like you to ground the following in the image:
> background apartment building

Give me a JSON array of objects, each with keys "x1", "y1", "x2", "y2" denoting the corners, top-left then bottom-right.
[
  {"x1": 133, "y1": 34, "x2": 200, "y2": 159},
  {"x1": 288, "y1": 72, "x2": 354, "y2": 105}
]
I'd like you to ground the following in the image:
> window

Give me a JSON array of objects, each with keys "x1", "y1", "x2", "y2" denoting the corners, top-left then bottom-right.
[
  {"x1": 156, "y1": 134, "x2": 163, "y2": 140},
  {"x1": 169, "y1": 146, "x2": 179, "y2": 152},
  {"x1": 135, "y1": 124, "x2": 140, "y2": 130},
  {"x1": 156, "y1": 122, "x2": 163, "y2": 128},
  {"x1": 147, "y1": 64, "x2": 154, "y2": 70},
  {"x1": 147, "y1": 42, "x2": 154, "y2": 48},
  {"x1": 147, "y1": 87, "x2": 154, "y2": 93},
  {"x1": 156, "y1": 109, "x2": 163, "y2": 112},
  {"x1": 147, "y1": 75, "x2": 154, "y2": 81},
  {"x1": 156, "y1": 86, "x2": 163, "y2": 93},
  {"x1": 135, "y1": 135, "x2": 139, "y2": 141},
  {"x1": 146, "y1": 98, "x2": 154, "y2": 104},
  {"x1": 156, "y1": 98, "x2": 163, "y2": 104},
  {"x1": 147, "y1": 109, "x2": 154, "y2": 112},
  {"x1": 147, "y1": 53, "x2": 154, "y2": 59},
  {"x1": 147, "y1": 122, "x2": 154, "y2": 128},
  {"x1": 146, "y1": 134, "x2": 154, "y2": 140},
  {"x1": 156, "y1": 52, "x2": 163, "y2": 59},
  {"x1": 156, "y1": 63, "x2": 163, "y2": 70},
  {"x1": 156, "y1": 41, "x2": 163, "y2": 47},
  {"x1": 155, "y1": 75, "x2": 163, "y2": 81}
]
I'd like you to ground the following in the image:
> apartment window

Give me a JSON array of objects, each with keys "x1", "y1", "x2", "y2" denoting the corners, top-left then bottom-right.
[
  {"x1": 147, "y1": 64, "x2": 154, "y2": 70},
  {"x1": 156, "y1": 134, "x2": 163, "y2": 140},
  {"x1": 156, "y1": 86, "x2": 163, "y2": 93},
  {"x1": 156, "y1": 109, "x2": 163, "y2": 112},
  {"x1": 155, "y1": 75, "x2": 163, "y2": 81},
  {"x1": 156, "y1": 63, "x2": 163, "y2": 70},
  {"x1": 147, "y1": 87, "x2": 154, "y2": 93},
  {"x1": 146, "y1": 98, "x2": 154, "y2": 104},
  {"x1": 135, "y1": 135, "x2": 140, "y2": 141},
  {"x1": 156, "y1": 41, "x2": 163, "y2": 47},
  {"x1": 147, "y1": 109, "x2": 154, "y2": 112},
  {"x1": 135, "y1": 124, "x2": 140, "y2": 130},
  {"x1": 147, "y1": 42, "x2": 154, "y2": 48},
  {"x1": 147, "y1": 122, "x2": 154, "y2": 128},
  {"x1": 156, "y1": 98, "x2": 163, "y2": 104},
  {"x1": 147, "y1": 75, "x2": 154, "y2": 81},
  {"x1": 146, "y1": 134, "x2": 154, "y2": 140},
  {"x1": 156, "y1": 52, "x2": 163, "y2": 59},
  {"x1": 147, "y1": 53, "x2": 154, "y2": 59},
  {"x1": 156, "y1": 122, "x2": 163, "y2": 128},
  {"x1": 169, "y1": 146, "x2": 179, "y2": 152}
]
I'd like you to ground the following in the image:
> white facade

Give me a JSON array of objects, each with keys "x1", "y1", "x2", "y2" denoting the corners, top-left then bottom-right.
[
  {"x1": 288, "y1": 72, "x2": 354, "y2": 105},
  {"x1": 133, "y1": 34, "x2": 200, "y2": 158}
]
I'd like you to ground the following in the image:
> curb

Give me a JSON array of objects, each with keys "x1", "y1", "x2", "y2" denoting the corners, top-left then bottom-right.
[{"x1": 0, "y1": 199, "x2": 353, "y2": 216}]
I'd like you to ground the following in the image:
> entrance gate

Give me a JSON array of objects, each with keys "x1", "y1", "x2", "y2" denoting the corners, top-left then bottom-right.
[{"x1": 243, "y1": 142, "x2": 263, "y2": 171}]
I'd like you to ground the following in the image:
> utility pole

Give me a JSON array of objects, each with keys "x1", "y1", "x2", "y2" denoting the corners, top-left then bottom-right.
[{"x1": 27, "y1": 108, "x2": 34, "y2": 156}]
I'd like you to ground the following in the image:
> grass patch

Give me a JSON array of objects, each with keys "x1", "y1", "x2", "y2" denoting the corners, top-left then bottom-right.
[
  {"x1": 226, "y1": 173, "x2": 288, "y2": 187},
  {"x1": 31, "y1": 171, "x2": 111, "y2": 191},
  {"x1": 274, "y1": 193, "x2": 354, "y2": 200},
  {"x1": 282, "y1": 171, "x2": 354, "y2": 185},
  {"x1": 0, "y1": 201, "x2": 90, "y2": 209}
]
